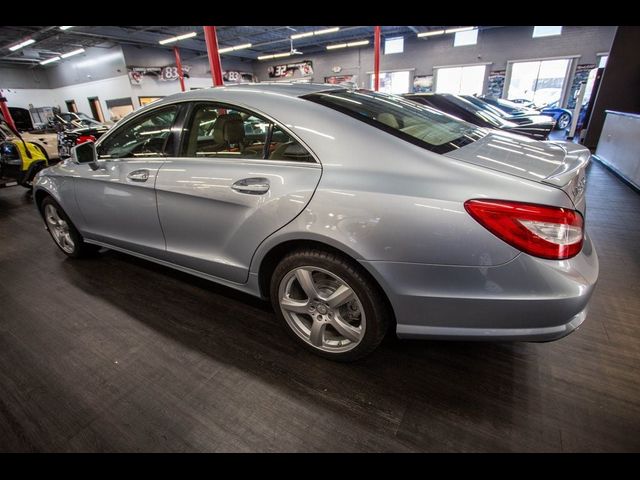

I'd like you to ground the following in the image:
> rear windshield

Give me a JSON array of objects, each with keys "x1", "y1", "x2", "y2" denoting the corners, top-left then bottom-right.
[{"x1": 302, "y1": 89, "x2": 486, "y2": 154}]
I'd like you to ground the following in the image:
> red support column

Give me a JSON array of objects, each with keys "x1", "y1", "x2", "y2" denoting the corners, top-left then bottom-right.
[
  {"x1": 373, "y1": 26, "x2": 381, "y2": 91},
  {"x1": 173, "y1": 47, "x2": 186, "y2": 92},
  {"x1": 0, "y1": 89, "x2": 18, "y2": 132},
  {"x1": 203, "y1": 26, "x2": 224, "y2": 87}
]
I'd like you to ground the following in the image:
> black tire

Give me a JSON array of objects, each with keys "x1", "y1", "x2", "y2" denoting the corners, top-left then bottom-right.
[
  {"x1": 40, "y1": 196, "x2": 100, "y2": 258},
  {"x1": 270, "y1": 249, "x2": 390, "y2": 362},
  {"x1": 556, "y1": 112, "x2": 571, "y2": 130}
]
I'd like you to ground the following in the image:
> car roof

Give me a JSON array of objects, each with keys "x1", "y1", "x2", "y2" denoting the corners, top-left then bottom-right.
[{"x1": 158, "y1": 82, "x2": 345, "y2": 104}]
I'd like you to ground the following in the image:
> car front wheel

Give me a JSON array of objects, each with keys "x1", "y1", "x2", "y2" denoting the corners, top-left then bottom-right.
[
  {"x1": 41, "y1": 196, "x2": 100, "y2": 258},
  {"x1": 271, "y1": 249, "x2": 389, "y2": 361}
]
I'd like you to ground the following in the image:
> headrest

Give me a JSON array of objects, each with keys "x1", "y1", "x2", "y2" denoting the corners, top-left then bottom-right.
[
  {"x1": 213, "y1": 113, "x2": 244, "y2": 144},
  {"x1": 377, "y1": 113, "x2": 399, "y2": 129}
]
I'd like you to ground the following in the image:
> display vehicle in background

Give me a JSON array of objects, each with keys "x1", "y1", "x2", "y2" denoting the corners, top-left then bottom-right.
[
  {"x1": 0, "y1": 119, "x2": 49, "y2": 189},
  {"x1": 33, "y1": 84, "x2": 598, "y2": 361},
  {"x1": 403, "y1": 93, "x2": 555, "y2": 140},
  {"x1": 502, "y1": 97, "x2": 573, "y2": 130},
  {"x1": 50, "y1": 112, "x2": 111, "y2": 159},
  {"x1": 1, "y1": 107, "x2": 60, "y2": 160},
  {"x1": 461, "y1": 95, "x2": 559, "y2": 132}
]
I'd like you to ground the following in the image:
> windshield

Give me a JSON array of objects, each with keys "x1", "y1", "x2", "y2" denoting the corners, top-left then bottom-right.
[
  {"x1": 303, "y1": 89, "x2": 486, "y2": 154},
  {"x1": 0, "y1": 122, "x2": 15, "y2": 140}
]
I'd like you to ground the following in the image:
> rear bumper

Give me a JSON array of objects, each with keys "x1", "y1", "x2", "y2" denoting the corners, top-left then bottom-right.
[{"x1": 360, "y1": 233, "x2": 598, "y2": 341}]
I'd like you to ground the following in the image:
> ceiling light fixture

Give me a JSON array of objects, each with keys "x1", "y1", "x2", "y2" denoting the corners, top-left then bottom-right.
[
  {"x1": 291, "y1": 26, "x2": 340, "y2": 40},
  {"x1": 9, "y1": 38, "x2": 36, "y2": 51},
  {"x1": 59, "y1": 26, "x2": 74, "y2": 31},
  {"x1": 61, "y1": 48, "x2": 85, "y2": 58},
  {"x1": 218, "y1": 43, "x2": 252, "y2": 54},
  {"x1": 444, "y1": 26, "x2": 475, "y2": 34},
  {"x1": 159, "y1": 31, "x2": 197, "y2": 45},
  {"x1": 40, "y1": 56, "x2": 61, "y2": 65},
  {"x1": 326, "y1": 39, "x2": 369, "y2": 50},
  {"x1": 257, "y1": 51, "x2": 293, "y2": 61},
  {"x1": 417, "y1": 29, "x2": 446, "y2": 37}
]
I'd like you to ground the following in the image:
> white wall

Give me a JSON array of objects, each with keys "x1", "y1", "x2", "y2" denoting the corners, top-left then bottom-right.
[
  {"x1": 128, "y1": 75, "x2": 215, "y2": 107},
  {"x1": 4, "y1": 75, "x2": 133, "y2": 120}
]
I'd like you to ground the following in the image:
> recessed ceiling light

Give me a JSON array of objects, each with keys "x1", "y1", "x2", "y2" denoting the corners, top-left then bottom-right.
[{"x1": 60, "y1": 26, "x2": 74, "y2": 31}]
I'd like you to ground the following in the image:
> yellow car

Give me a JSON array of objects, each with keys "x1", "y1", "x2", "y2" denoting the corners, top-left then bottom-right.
[{"x1": 0, "y1": 120, "x2": 48, "y2": 189}]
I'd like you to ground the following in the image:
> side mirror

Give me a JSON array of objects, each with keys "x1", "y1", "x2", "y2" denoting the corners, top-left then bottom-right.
[{"x1": 71, "y1": 141, "x2": 99, "y2": 170}]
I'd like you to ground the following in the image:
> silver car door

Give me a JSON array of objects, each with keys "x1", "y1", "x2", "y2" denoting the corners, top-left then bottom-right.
[
  {"x1": 155, "y1": 103, "x2": 321, "y2": 284},
  {"x1": 73, "y1": 105, "x2": 180, "y2": 257}
]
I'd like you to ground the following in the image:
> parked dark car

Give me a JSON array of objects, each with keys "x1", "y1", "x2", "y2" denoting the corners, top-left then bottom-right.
[
  {"x1": 479, "y1": 96, "x2": 571, "y2": 130},
  {"x1": 403, "y1": 93, "x2": 556, "y2": 140}
]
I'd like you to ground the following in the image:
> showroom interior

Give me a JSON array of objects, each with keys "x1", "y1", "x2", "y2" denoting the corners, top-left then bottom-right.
[{"x1": 0, "y1": 25, "x2": 639, "y2": 452}]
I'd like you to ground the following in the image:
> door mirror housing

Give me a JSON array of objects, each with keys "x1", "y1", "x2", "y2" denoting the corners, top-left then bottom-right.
[{"x1": 71, "y1": 141, "x2": 99, "y2": 170}]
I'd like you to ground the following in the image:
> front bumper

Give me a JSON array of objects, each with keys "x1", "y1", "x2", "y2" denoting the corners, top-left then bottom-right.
[{"x1": 360, "y1": 233, "x2": 599, "y2": 341}]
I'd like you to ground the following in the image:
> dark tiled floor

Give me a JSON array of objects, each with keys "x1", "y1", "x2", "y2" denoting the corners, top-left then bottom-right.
[{"x1": 0, "y1": 161, "x2": 639, "y2": 452}]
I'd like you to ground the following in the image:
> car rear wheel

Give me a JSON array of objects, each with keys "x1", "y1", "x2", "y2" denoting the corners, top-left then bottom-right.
[
  {"x1": 41, "y1": 196, "x2": 100, "y2": 258},
  {"x1": 271, "y1": 249, "x2": 389, "y2": 361},
  {"x1": 556, "y1": 112, "x2": 571, "y2": 130}
]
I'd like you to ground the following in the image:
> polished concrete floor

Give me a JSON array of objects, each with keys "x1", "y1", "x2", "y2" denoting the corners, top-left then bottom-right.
[{"x1": 0, "y1": 160, "x2": 639, "y2": 452}]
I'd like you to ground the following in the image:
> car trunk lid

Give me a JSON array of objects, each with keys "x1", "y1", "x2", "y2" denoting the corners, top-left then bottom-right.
[{"x1": 444, "y1": 131, "x2": 590, "y2": 213}]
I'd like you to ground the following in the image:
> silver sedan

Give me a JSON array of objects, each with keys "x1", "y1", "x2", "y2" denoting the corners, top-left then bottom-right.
[{"x1": 33, "y1": 83, "x2": 598, "y2": 361}]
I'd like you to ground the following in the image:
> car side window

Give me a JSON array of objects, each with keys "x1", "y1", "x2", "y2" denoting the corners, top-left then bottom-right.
[
  {"x1": 181, "y1": 103, "x2": 269, "y2": 159},
  {"x1": 97, "y1": 106, "x2": 177, "y2": 159},
  {"x1": 267, "y1": 126, "x2": 314, "y2": 163}
]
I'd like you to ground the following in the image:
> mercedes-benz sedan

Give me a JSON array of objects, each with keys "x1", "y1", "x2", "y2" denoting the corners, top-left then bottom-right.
[{"x1": 33, "y1": 84, "x2": 598, "y2": 361}]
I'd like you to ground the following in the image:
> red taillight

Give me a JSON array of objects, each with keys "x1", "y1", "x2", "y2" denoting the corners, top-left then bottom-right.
[
  {"x1": 76, "y1": 135, "x2": 96, "y2": 145},
  {"x1": 464, "y1": 199, "x2": 584, "y2": 260}
]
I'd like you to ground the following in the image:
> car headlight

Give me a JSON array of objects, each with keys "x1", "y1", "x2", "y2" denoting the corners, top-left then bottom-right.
[{"x1": 0, "y1": 142, "x2": 22, "y2": 165}]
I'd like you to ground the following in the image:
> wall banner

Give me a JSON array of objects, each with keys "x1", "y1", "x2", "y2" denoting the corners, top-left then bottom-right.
[{"x1": 268, "y1": 60, "x2": 313, "y2": 79}]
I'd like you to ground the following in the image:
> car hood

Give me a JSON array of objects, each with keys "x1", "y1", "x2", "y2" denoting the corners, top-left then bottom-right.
[
  {"x1": 443, "y1": 130, "x2": 591, "y2": 211},
  {"x1": 506, "y1": 114, "x2": 556, "y2": 126}
]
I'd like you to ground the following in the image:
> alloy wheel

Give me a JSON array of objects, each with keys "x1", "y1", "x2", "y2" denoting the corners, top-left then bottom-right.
[
  {"x1": 278, "y1": 266, "x2": 366, "y2": 353},
  {"x1": 44, "y1": 204, "x2": 75, "y2": 254},
  {"x1": 558, "y1": 113, "x2": 571, "y2": 130}
]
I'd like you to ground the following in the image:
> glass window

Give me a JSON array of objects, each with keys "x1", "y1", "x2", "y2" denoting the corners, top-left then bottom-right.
[
  {"x1": 532, "y1": 26, "x2": 562, "y2": 38},
  {"x1": 598, "y1": 55, "x2": 608, "y2": 68},
  {"x1": 180, "y1": 103, "x2": 313, "y2": 162},
  {"x1": 507, "y1": 58, "x2": 570, "y2": 107},
  {"x1": 303, "y1": 89, "x2": 486, "y2": 155},
  {"x1": 97, "y1": 106, "x2": 177, "y2": 159},
  {"x1": 268, "y1": 126, "x2": 314, "y2": 163},
  {"x1": 181, "y1": 103, "x2": 269, "y2": 158},
  {"x1": 454, "y1": 28, "x2": 478, "y2": 47},
  {"x1": 435, "y1": 65, "x2": 486, "y2": 95},
  {"x1": 369, "y1": 70, "x2": 411, "y2": 94},
  {"x1": 385, "y1": 36, "x2": 404, "y2": 54}
]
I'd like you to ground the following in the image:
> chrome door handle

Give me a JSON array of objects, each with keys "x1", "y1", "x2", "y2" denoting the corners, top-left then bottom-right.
[
  {"x1": 127, "y1": 169, "x2": 150, "y2": 182},
  {"x1": 231, "y1": 177, "x2": 270, "y2": 194}
]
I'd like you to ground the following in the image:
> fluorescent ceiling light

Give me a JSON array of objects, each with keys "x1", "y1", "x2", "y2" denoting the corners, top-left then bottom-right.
[
  {"x1": 417, "y1": 29, "x2": 445, "y2": 37},
  {"x1": 314, "y1": 27, "x2": 340, "y2": 35},
  {"x1": 159, "y1": 31, "x2": 197, "y2": 45},
  {"x1": 59, "y1": 26, "x2": 74, "y2": 30},
  {"x1": 326, "y1": 39, "x2": 369, "y2": 50},
  {"x1": 40, "y1": 56, "x2": 61, "y2": 65},
  {"x1": 291, "y1": 26, "x2": 340, "y2": 40},
  {"x1": 61, "y1": 48, "x2": 85, "y2": 58},
  {"x1": 9, "y1": 39, "x2": 36, "y2": 51},
  {"x1": 258, "y1": 51, "x2": 293, "y2": 60},
  {"x1": 444, "y1": 26, "x2": 474, "y2": 34},
  {"x1": 218, "y1": 43, "x2": 252, "y2": 54},
  {"x1": 290, "y1": 31, "x2": 314, "y2": 40}
]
